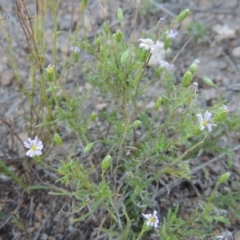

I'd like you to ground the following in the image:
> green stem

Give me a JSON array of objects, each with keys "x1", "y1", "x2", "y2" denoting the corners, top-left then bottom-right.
[
  {"x1": 49, "y1": 0, "x2": 60, "y2": 85},
  {"x1": 136, "y1": 229, "x2": 146, "y2": 240}
]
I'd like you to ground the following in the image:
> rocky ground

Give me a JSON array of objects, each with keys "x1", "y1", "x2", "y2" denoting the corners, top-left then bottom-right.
[{"x1": 0, "y1": 0, "x2": 240, "y2": 239}]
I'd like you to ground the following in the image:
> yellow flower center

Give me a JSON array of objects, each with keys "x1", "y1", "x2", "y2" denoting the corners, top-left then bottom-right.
[
  {"x1": 149, "y1": 216, "x2": 156, "y2": 223},
  {"x1": 46, "y1": 67, "x2": 53, "y2": 73},
  {"x1": 30, "y1": 145, "x2": 37, "y2": 151},
  {"x1": 202, "y1": 120, "x2": 208, "y2": 127},
  {"x1": 146, "y1": 40, "x2": 152, "y2": 46}
]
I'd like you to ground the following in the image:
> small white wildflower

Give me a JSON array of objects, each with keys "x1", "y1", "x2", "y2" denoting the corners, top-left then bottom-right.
[
  {"x1": 142, "y1": 210, "x2": 159, "y2": 229},
  {"x1": 197, "y1": 110, "x2": 217, "y2": 132},
  {"x1": 70, "y1": 46, "x2": 80, "y2": 53},
  {"x1": 166, "y1": 29, "x2": 178, "y2": 38},
  {"x1": 24, "y1": 136, "x2": 43, "y2": 158},
  {"x1": 138, "y1": 38, "x2": 156, "y2": 53},
  {"x1": 159, "y1": 59, "x2": 173, "y2": 69}
]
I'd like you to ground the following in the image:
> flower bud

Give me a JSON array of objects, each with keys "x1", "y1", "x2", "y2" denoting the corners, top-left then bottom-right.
[
  {"x1": 164, "y1": 36, "x2": 171, "y2": 50},
  {"x1": 202, "y1": 77, "x2": 218, "y2": 88},
  {"x1": 54, "y1": 133, "x2": 62, "y2": 146},
  {"x1": 80, "y1": 0, "x2": 88, "y2": 10},
  {"x1": 182, "y1": 71, "x2": 192, "y2": 87},
  {"x1": 154, "y1": 96, "x2": 162, "y2": 111},
  {"x1": 45, "y1": 64, "x2": 54, "y2": 82},
  {"x1": 188, "y1": 59, "x2": 200, "y2": 75},
  {"x1": 132, "y1": 120, "x2": 142, "y2": 128},
  {"x1": 90, "y1": 109, "x2": 98, "y2": 121},
  {"x1": 117, "y1": 7, "x2": 124, "y2": 23},
  {"x1": 213, "y1": 105, "x2": 228, "y2": 122},
  {"x1": 101, "y1": 155, "x2": 112, "y2": 172},
  {"x1": 218, "y1": 172, "x2": 230, "y2": 184},
  {"x1": 103, "y1": 21, "x2": 110, "y2": 35},
  {"x1": 70, "y1": 46, "x2": 80, "y2": 62},
  {"x1": 191, "y1": 125, "x2": 201, "y2": 136},
  {"x1": 114, "y1": 29, "x2": 123, "y2": 42},
  {"x1": 84, "y1": 142, "x2": 94, "y2": 153},
  {"x1": 177, "y1": 9, "x2": 190, "y2": 22},
  {"x1": 121, "y1": 50, "x2": 130, "y2": 66}
]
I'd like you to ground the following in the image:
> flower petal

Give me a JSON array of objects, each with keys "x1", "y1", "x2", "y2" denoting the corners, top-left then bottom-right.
[
  {"x1": 204, "y1": 110, "x2": 212, "y2": 122},
  {"x1": 24, "y1": 142, "x2": 30, "y2": 148},
  {"x1": 142, "y1": 213, "x2": 151, "y2": 219},
  {"x1": 35, "y1": 150, "x2": 42, "y2": 156},
  {"x1": 200, "y1": 124, "x2": 205, "y2": 131},
  {"x1": 32, "y1": 135, "x2": 38, "y2": 145},
  {"x1": 36, "y1": 141, "x2": 43, "y2": 149},
  {"x1": 139, "y1": 43, "x2": 149, "y2": 50},
  {"x1": 197, "y1": 113, "x2": 203, "y2": 123},
  {"x1": 150, "y1": 46, "x2": 155, "y2": 53},
  {"x1": 26, "y1": 149, "x2": 34, "y2": 157},
  {"x1": 207, "y1": 123, "x2": 217, "y2": 132}
]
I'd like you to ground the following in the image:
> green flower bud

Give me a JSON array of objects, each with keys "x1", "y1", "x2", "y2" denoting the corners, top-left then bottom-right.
[
  {"x1": 191, "y1": 125, "x2": 201, "y2": 136},
  {"x1": 114, "y1": 29, "x2": 123, "y2": 42},
  {"x1": 101, "y1": 155, "x2": 112, "y2": 172},
  {"x1": 202, "y1": 77, "x2": 218, "y2": 88},
  {"x1": 80, "y1": 0, "x2": 88, "y2": 9},
  {"x1": 121, "y1": 50, "x2": 130, "y2": 66},
  {"x1": 90, "y1": 109, "x2": 98, "y2": 121},
  {"x1": 95, "y1": 36, "x2": 102, "y2": 45},
  {"x1": 154, "y1": 96, "x2": 162, "y2": 111},
  {"x1": 84, "y1": 142, "x2": 94, "y2": 153},
  {"x1": 54, "y1": 133, "x2": 62, "y2": 146},
  {"x1": 45, "y1": 64, "x2": 54, "y2": 82},
  {"x1": 132, "y1": 120, "x2": 142, "y2": 128},
  {"x1": 117, "y1": 7, "x2": 123, "y2": 23},
  {"x1": 188, "y1": 59, "x2": 200, "y2": 75},
  {"x1": 218, "y1": 172, "x2": 230, "y2": 184},
  {"x1": 73, "y1": 53, "x2": 79, "y2": 62},
  {"x1": 213, "y1": 105, "x2": 228, "y2": 122},
  {"x1": 83, "y1": 0, "x2": 88, "y2": 7},
  {"x1": 164, "y1": 36, "x2": 171, "y2": 50},
  {"x1": 177, "y1": 9, "x2": 190, "y2": 22},
  {"x1": 103, "y1": 21, "x2": 110, "y2": 35},
  {"x1": 182, "y1": 71, "x2": 192, "y2": 88}
]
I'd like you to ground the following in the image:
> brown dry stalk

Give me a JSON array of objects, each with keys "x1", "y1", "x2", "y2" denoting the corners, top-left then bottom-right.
[{"x1": 15, "y1": 0, "x2": 43, "y2": 74}]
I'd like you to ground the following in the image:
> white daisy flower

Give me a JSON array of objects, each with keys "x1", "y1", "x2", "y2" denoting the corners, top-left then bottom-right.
[
  {"x1": 142, "y1": 210, "x2": 159, "y2": 229},
  {"x1": 24, "y1": 136, "x2": 43, "y2": 158},
  {"x1": 197, "y1": 110, "x2": 217, "y2": 132},
  {"x1": 166, "y1": 29, "x2": 178, "y2": 38},
  {"x1": 159, "y1": 59, "x2": 173, "y2": 69},
  {"x1": 138, "y1": 38, "x2": 156, "y2": 53}
]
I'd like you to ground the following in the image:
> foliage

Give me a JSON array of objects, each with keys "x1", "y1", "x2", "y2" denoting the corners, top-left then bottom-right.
[{"x1": 0, "y1": 1, "x2": 237, "y2": 239}]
